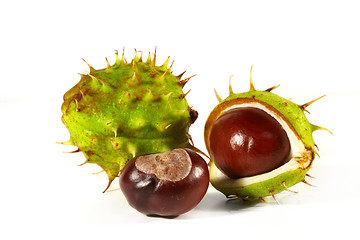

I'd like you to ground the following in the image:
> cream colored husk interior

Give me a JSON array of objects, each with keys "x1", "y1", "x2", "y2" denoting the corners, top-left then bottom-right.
[{"x1": 210, "y1": 102, "x2": 311, "y2": 188}]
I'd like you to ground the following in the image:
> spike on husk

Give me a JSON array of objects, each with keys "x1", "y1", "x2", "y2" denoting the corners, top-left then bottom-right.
[
  {"x1": 134, "y1": 49, "x2": 140, "y2": 62},
  {"x1": 179, "y1": 74, "x2": 196, "y2": 88},
  {"x1": 160, "y1": 56, "x2": 170, "y2": 71},
  {"x1": 228, "y1": 75, "x2": 234, "y2": 95},
  {"x1": 146, "y1": 52, "x2": 152, "y2": 64},
  {"x1": 265, "y1": 84, "x2": 280, "y2": 92},
  {"x1": 300, "y1": 95, "x2": 326, "y2": 111},
  {"x1": 82, "y1": 58, "x2": 95, "y2": 72},
  {"x1": 177, "y1": 71, "x2": 187, "y2": 80},
  {"x1": 312, "y1": 124, "x2": 333, "y2": 135},
  {"x1": 214, "y1": 88, "x2": 223, "y2": 102},
  {"x1": 249, "y1": 65, "x2": 255, "y2": 91},
  {"x1": 105, "y1": 57, "x2": 112, "y2": 71}
]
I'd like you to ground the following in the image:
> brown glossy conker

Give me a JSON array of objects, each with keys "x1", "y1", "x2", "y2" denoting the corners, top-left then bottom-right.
[
  {"x1": 119, "y1": 148, "x2": 209, "y2": 217},
  {"x1": 209, "y1": 107, "x2": 291, "y2": 179}
]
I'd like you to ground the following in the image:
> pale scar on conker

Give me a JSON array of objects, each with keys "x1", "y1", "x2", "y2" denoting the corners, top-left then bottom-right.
[{"x1": 135, "y1": 149, "x2": 192, "y2": 182}]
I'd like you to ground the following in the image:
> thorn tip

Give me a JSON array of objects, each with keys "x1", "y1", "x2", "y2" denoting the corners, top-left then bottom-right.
[
  {"x1": 82, "y1": 58, "x2": 94, "y2": 71},
  {"x1": 180, "y1": 89, "x2": 191, "y2": 99},
  {"x1": 300, "y1": 94, "x2": 326, "y2": 110},
  {"x1": 265, "y1": 84, "x2": 280, "y2": 92},
  {"x1": 250, "y1": 65, "x2": 255, "y2": 91},
  {"x1": 306, "y1": 173, "x2": 316, "y2": 179},
  {"x1": 282, "y1": 181, "x2": 298, "y2": 193},
  {"x1": 302, "y1": 179, "x2": 316, "y2": 187},
  {"x1": 312, "y1": 124, "x2": 333, "y2": 135},
  {"x1": 229, "y1": 75, "x2": 234, "y2": 94},
  {"x1": 177, "y1": 70, "x2": 186, "y2": 79},
  {"x1": 105, "y1": 57, "x2": 111, "y2": 69},
  {"x1": 179, "y1": 74, "x2": 196, "y2": 88},
  {"x1": 269, "y1": 191, "x2": 280, "y2": 204},
  {"x1": 214, "y1": 88, "x2": 222, "y2": 102}
]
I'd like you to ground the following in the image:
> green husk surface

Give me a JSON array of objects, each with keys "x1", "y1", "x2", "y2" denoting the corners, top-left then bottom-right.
[{"x1": 61, "y1": 50, "x2": 197, "y2": 190}]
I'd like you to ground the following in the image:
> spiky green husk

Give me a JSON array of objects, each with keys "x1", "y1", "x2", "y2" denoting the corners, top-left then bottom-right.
[
  {"x1": 61, "y1": 50, "x2": 197, "y2": 190},
  {"x1": 205, "y1": 71, "x2": 330, "y2": 201}
]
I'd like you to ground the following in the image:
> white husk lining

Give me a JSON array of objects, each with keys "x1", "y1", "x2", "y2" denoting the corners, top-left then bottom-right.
[{"x1": 210, "y1": 102, "x2": 310, "y2": 188}]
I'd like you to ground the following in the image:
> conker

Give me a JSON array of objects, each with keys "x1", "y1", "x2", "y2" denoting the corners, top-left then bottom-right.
[
  {"x1": 209, "y1": 107, "x2": 291, "y2": 179},
  {"x1": 119, "y1": 148, "x2": 209, "y2": 217}
]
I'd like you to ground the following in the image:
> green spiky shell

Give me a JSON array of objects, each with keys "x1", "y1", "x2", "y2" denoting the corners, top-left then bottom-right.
[
  {"x1": 205, "y1": 72, "x2": 329, "y2": 201},
  {"x1": 61, "y1": 50, "x2": 197, "y2": 190}
]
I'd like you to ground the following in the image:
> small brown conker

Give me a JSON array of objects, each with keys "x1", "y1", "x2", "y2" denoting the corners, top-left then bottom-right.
[{"x1": 119, "y1": 148, "x2": 209, "y2": 217}]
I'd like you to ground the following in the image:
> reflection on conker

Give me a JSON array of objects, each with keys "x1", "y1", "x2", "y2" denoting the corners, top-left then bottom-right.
[
  {"x1": 119, "y1": 148, "x2": 209, "y2": 217},
  {"x1": 209, "y1": 107, "x2": 290, "y2": 179}
]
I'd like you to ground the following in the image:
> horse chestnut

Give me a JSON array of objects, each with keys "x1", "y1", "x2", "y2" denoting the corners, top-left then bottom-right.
[
  {"x1": 119, "y1": 148, "x2": 209, "y2": 217},
  {"x1": 209, "y1": 107, "x2": 291, "y2": 179}
]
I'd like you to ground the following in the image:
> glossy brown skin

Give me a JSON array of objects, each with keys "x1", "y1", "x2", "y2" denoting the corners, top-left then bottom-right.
[
  {"x1": 209, "y1": 107, "x2": 290, "y2": 179},
  {"x1": 119, "y1": 148, "x2": 209, "y2": 217}
]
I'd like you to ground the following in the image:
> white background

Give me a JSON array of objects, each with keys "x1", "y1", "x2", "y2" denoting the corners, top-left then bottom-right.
[{"x1": 1, "y1": 0, "x2": 359, "y2": 239}]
